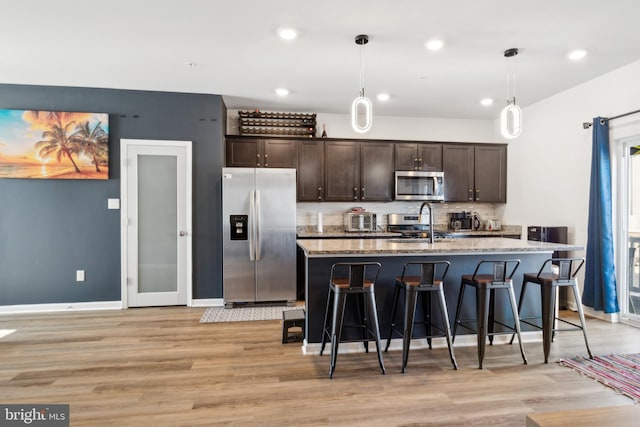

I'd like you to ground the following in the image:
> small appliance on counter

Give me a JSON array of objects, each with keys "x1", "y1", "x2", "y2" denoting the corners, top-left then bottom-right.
[
  {"x1": 387, "y1": 213, "x2": 430, "y2": 238},
  {"x1": 485, "y1": 219, "x2": 502, "y2": 231},
  {"x1": 448, "y1": 211, "x2": 481, "y2": 231},
  {"x1": 344, "y1": 208, "x2": 377, "y2": 232}
]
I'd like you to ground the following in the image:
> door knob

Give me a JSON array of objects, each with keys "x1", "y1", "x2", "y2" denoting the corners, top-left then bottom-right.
[{"x1": 179, "y1": 231, "x2": 187, "y2": 236}]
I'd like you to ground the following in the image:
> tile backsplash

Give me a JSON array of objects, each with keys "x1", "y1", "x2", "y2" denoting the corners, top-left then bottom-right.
[{"x1": 297, "y1": 201, "x2": 500, "y2": 229}]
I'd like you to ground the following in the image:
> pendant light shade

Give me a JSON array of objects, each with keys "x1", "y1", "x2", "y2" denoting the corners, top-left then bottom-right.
[
  {"x1": 500, "y1": 48, "x2": 522, "y2": 139},
  {"x1": 500, "y1": 99, "x2": 522, "y2": 138},
  {"x1": 351, "y1": 34, "x2": 372, "y2": 133}
]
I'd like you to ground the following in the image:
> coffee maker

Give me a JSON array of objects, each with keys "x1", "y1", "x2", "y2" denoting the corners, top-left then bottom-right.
[{"x1": 448, "y1": 211, "x2": 480, "y2": 231}]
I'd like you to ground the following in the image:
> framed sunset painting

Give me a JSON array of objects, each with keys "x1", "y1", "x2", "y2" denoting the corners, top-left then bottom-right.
[{"x1": 0, "y1": 109, "x2": 109, "y2": 179}]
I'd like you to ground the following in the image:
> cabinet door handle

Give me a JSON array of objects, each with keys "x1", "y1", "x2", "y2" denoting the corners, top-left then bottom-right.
[
  {"x1": 361, "y1": 187, "x2": 365, "y2": 200},
  {"x1": 318, "y1": 187, "x2": 322, "y2": 200},
  {"x1": 256, "y1": 153, "x2": 261, "y2": 167},
  {"x1": 475, "y1": 189, "x2": 480, "y2": 201},
  {"x1": 468, "y1": 189, "x2": 473, "y2": 201},
  {"x1": 418, "y1": 158, "x2": 423, "y2": 170},
  {"x1": 354, "y1": 187, "x2": 358, "y2": 200}
]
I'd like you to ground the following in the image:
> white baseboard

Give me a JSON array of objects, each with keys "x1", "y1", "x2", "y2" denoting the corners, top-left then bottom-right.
[
  {"x1": 0, "y1": 301, "x2": 122, "y2": 315},
  {"x1": 191, "y1": 298, "x2": 224, "y2": 307},
  {"x1": 302, "y1": 331, "x2": 542, "y2": 355},
  {"x1": 583, "y1": 306, "x2": 620, "y2": 323}
]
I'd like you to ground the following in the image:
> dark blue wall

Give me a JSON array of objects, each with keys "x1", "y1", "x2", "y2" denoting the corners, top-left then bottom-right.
[{"x1": 0, "y1": 84, "x2": 225, "y2": 305}]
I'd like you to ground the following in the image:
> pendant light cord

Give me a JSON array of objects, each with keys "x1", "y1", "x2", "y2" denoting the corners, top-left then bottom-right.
[
  {"x1": 359, "y1": 42, "x2": 365, "y2": 97},
  {"x1": 505, "y1": 49, "x2": 518, "y2": 104}
]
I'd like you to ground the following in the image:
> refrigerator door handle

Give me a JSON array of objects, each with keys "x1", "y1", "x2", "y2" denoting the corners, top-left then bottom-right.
[
  {"x1": 249, "y1": 190, "x2": 256, "y2": 261},
  {"x1": 255, "y1": 189, "x2": 261, "y2": 261}
]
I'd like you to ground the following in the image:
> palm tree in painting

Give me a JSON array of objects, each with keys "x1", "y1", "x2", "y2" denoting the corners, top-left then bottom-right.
[
  {"x1": 70, "y1": 121, "x2": 108, "y2": 172},
  {"x1": 33, "y1": 112, "x2": 81, "y2": 173}
]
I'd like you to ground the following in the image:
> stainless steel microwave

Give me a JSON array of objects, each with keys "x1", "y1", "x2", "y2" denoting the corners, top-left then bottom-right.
[{"x1": 395, "y1": 171, "x2": 445, "y2": 201}]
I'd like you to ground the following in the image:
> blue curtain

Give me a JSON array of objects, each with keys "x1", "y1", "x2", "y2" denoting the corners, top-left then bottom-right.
[{"x1": 583, "y1": 117, "x2": 619, "y2": 313}]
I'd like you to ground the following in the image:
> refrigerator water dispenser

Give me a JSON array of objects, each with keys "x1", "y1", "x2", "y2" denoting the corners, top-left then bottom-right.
[{"x1": 229, "y1": 215, "x2": 248, "y2": 240}]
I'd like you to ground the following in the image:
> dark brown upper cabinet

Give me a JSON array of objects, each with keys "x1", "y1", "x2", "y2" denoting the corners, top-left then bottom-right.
[
  {"x1": 297, "y1": 139, "x2": 325, "y2": 201},
  {"x1": 442, "y1": 144, "x2": 507, "y2": 203},
  {"x1": 226, "y1": 136, "x2": 297, "y2": 168},
  {"x1": 360, "y1": 141, "x2": 395, "y2": 201},
  {"x1": 474, "y1": 145, "x2": 507, "y2": 203},
  {"x1": 324, "y1": 140, "x2": 394, "y2": 202},
  {"x1": 394, "y1": 142, "x2": 443, "y2": 171}
]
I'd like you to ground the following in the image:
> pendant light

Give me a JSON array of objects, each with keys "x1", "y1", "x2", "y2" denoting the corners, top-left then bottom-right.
[
  {"x1": 500, "y1": 48, "x2": 522, "y2": 139},
  {"x1": 351, "y1": 34, "x2": 372, "y2": 133}
]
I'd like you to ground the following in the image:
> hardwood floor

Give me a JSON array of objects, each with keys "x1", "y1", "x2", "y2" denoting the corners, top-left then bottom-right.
[{"x1": 1, "y1": 307, "x2": 639, "y2": 426}]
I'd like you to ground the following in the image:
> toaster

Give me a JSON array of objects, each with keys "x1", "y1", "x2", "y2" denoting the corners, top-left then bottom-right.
[{"x1": 344, "y1": 212, "x2": 377, "y2": 232}]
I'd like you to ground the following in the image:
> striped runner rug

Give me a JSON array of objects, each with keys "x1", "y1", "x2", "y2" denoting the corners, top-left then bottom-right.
[
  {"x1": 559, "y1": 353, "x2": 640, "y2": 402},
  {"x1": 199, "y1": 305, "x2": 301, "y2": 323}
]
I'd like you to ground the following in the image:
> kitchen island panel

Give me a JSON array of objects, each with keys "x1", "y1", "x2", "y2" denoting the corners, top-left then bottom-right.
[{"x1": 303, "y1": 250, "x2": 551, "y2": 344}]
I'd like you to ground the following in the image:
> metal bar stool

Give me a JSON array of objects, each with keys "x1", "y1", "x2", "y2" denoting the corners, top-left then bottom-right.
[
  {"x1": 510, "y1": 258, "x2": 593, "y2": 363},
  {"x1": 384, "y1": 261, "x2": 458, "y2": 372},
  {"x1": 319, "y1": 262, "x2": 386, "y2": 379},
  {"x1": 452, "y1": 259, "x2": 527, "y2": 369}
]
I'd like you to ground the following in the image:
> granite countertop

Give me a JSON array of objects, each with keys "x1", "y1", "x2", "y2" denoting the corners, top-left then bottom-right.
[{"x1": 297, "y1": 237, "x2": 584, "y2": 257}]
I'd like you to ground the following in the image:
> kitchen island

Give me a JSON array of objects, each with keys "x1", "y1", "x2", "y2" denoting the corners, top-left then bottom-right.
[{"x1": 297, "y1": 237, "x2": 584, "y2": 353}]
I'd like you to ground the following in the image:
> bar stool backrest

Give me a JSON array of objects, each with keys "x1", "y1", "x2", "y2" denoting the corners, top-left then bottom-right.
[
  {"x1": 331, "y1": 262, "x2": 381, "y2": 289},
  {"x1": 401, "y1": 261, "x2": 450, "y2": 285},
  {"x1": 471, "y1": 259, "x2": 520, "y2": 284},
  {"x1": 537, "y1": 258, "x2": 585, "y2": 283}
]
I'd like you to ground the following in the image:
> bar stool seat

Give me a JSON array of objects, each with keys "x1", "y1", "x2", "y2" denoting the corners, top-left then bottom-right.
[
  {"x1": 319, "y1": 262, "x2": 386, "y2": 379},
  {"x1": 385, "y1": 261, "x2": 458, "y2": 372},
  {"x1": 511, "y1": 258, "x2": 593, "y2": 363},
  {"x1": 452, "y1": 259, "x2": 528, "y2": 369}
]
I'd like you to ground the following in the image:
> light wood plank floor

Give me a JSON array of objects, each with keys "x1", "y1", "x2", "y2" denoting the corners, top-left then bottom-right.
[{"x1": 1, "y1": 308, "x2": 639, "y2": 426}]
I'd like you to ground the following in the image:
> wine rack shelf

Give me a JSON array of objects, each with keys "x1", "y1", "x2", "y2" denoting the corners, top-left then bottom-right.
[{"x1": 238, "y1": 110, "x2": 316, "y2": 137}]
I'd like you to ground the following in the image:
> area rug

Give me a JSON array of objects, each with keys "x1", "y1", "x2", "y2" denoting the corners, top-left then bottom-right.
[
  {"x1": 199, "y1": 306, "x2": 301, "y2": 323},
  {"x1": 559, "y1": 353, "x2": 640, "y2": 402}
]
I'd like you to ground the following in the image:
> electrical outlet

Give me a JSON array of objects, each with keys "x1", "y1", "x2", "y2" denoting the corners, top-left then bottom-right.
[{"x1": 76, "y1": 270, "x2": 85, "y2": 282}]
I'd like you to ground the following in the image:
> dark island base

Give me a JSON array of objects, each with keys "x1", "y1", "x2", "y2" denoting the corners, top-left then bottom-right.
[{"x1": 303, "y1": 252, "x2": 551, "y2": 345}]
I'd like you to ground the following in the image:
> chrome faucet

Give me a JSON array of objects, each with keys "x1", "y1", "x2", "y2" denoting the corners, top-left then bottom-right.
[{"x1": 418, "y1": 201, "x2": 435, "y2": 243}]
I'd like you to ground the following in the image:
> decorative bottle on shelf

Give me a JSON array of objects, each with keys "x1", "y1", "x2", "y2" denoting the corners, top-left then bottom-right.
[{"x1": 321, "y1": 123, "x2": 327, "y2": 138}]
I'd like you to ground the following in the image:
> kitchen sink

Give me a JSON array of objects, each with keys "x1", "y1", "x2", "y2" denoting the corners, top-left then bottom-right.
[{"x1": 387, "y1": 238, "x2": 434, "y2": 243}]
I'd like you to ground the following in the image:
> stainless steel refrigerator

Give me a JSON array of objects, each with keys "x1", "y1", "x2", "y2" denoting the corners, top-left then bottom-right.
[{"x1": 222, "y1": 168, "x2": 297, "y2": 306}]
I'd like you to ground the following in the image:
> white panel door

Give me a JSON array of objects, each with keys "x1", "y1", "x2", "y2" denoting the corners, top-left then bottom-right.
[{"x1": 121, "y1": 139, "x2": 192, "y2": 307}]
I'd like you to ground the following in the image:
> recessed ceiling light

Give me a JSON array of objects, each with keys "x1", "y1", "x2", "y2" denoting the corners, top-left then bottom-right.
[
  {"x1": 568, "y1": 49, "x2": 587, "y2": 61},
  {"x1": 480, "y1": 98, "x2": 494, "y2": 107},
  {"x1": 425, "y1": 39, "x2": 444, "y2": 51},
  {"x1": 377, "y1": 93, "x2": 390, "y2": 102},
  {"x1": 275, "y1": 88, "x2": 289, "y2": 96},
  {"x1": 277, "y1": 27, "x2": 298, "y2": 41}
]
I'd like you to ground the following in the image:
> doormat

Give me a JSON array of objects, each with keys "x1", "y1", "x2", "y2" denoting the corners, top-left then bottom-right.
[
  {"x1": 559, "y1": 353, "x2": 640, "y2": 402},
  {"x1": 199, "y1": 306, "x2": 301, "y2": 323}
]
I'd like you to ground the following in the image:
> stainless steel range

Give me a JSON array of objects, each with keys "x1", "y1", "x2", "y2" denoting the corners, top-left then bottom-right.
[{"x1": 387, "y1": 213, "x2": 431, "y2": 239}]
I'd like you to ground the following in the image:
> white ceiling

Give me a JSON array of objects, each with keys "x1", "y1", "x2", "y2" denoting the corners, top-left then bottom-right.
[{"x1": 2, "y1": 0, "x2": 640, "y2": 120}]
